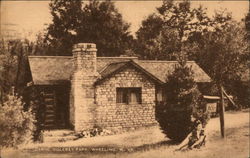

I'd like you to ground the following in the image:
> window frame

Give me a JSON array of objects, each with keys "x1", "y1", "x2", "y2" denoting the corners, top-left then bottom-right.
[{"x1": 116, "y1": 87, "x2": 142, "y2": 104}]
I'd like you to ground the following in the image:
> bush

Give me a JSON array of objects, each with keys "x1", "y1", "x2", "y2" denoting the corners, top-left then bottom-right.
[
  {"x1": 0, "y1": 95, "x2": 36, "y2": 149},
  {"x1": 156, "y1": 59, "x2": 209, "y2": 142},
  {"x1": 28, "y1": 86, "x2": 45, "y2": 142}
]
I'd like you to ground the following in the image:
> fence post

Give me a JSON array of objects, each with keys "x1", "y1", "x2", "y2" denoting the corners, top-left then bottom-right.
[{"x1": 219, "y1": 85, "x2": 225, "y2": 138}]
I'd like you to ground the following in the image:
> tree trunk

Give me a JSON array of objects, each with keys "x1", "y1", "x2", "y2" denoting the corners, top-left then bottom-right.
[
  {"x1": 15, "y1": 46, "x2": 24, "y2": 93},
  {"x1": 219, "y1": 84, "x2": 225, "y2": 138},
  {"x1": 0, "y1": 88, "x2": 3, "y2": 106}
]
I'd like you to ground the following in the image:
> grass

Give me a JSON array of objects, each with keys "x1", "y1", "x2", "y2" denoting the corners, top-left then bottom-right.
[{"x1": 2, "y1": 110, "x2": 249, "y2": 158}]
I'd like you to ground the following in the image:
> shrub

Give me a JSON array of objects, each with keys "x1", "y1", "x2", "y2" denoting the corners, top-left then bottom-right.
[
  {"x1": 0, "y1": 95, "x2": 36, "y2": 149},
  {"x1": 156, "y1": 59, "x2": 209, "y2": 142},
  {"x1": 28, "y1": 87, "x2": 45, "y2": 142}
]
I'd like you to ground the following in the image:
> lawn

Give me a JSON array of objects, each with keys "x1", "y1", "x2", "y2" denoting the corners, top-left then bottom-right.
[{"x1": 2, "y1": 109, "x2": 249, "y2": 158}]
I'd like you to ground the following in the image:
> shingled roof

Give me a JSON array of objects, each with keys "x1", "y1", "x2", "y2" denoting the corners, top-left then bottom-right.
[
  {"x1": 97, "y1": 61, "x2": 164, "y2": 85},
  {"x1": 28, "y1": 56, "x2": 73, "y2": 85},
  {"x1": 28, "y1": 56, "x2": 211, "y2": 85},
  {"x1": 138, "y1": 60, "x2": 211, "y2": 83}
]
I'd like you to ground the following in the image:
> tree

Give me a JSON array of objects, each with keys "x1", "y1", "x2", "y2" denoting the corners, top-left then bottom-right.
[
  {"x1": 136, "y1": 0, "x2": 249, "y2": 107},
  {"x1": 135, "y1": 14, "x2": 164, "y2": 59},
  {"x1": 189, "y1": 11, "x2": 249, "y2": 106},
  {"x1": 46, "y1": 0, "x2": 134, "y2": 56},
  {"x1": 156, "y1": 56, "x2": 208, "y2": 142},
  {"x1": 245, "y1": 5, "x2": 250, "y2": 40},
  {"x1": 188, "y1": 12, "x2": 249, "y2": 136},
  {"x1": 0, "y1": 95, "x2": 35, "y2": 157},
  {"x1": 0, "y1": 38, "x2": 34, "y2": 104},
  {"x1": 135, "y1": 0, "x2": 211, "y2": 60},
  {"x1": 30, "y1": 32, "x2": 51, "y2": 56},
  {"x1": 0, "y1": 40, "x2": 19, "y2": 104}
]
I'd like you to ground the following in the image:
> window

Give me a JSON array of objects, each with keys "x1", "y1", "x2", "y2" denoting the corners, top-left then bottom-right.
[
  {"x1": 156, "y1": 89, "x2": 163, "y2": 102},
  {"x1": 116, "y1": 88, "x2": 142, "y2": 104},
  {"x1": 156, "y1": 88, "x2": 166, "y2": 102}
]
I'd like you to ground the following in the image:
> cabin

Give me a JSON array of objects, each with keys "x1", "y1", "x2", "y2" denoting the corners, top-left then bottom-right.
[{"x1": 27, "y1": 43, "x2": 211, "y2": 132}]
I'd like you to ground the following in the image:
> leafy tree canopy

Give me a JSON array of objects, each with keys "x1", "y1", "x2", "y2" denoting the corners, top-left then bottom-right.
[
  {"x1": 0, "y1": 39, "x2": 35, "y2": 104},
  {"x1": 245, "y1": 9, "x2": 250, "y2": 43},
  {"x1": 135, "y1": 0, "x2": 211, "y2": 60},
  {"x1": 46, "y1": 0, "x2": 134, "y2": 56},
  {"x1": 135, "y1": 0, "x2": 249, "y2": 107}
]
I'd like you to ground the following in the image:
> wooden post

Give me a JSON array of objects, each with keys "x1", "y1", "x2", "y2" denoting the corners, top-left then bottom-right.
[{"x1": 219, "y1": 85, "x2": 225, "y2": 138}]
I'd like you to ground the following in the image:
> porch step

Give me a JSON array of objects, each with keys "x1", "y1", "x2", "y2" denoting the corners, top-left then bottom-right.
[
  {"x1": 43, "y1": 129, "x2": 74, "y2": 137},
  {"x1": 43, "y1": 124, "x2": 55, "y2": 129},
  {"x1": 43, "y1": 135, "x2": 77, "y2": 143},
  {"x1": 42, "y1": 130, "x2": 77, "y2": 143}
]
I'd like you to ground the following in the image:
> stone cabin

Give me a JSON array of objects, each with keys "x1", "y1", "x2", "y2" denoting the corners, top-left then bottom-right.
[{"x1": 28, "y1": 43, "x2": 211, "y2": 132}]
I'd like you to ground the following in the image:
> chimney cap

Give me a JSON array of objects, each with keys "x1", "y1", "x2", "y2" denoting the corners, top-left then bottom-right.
[{"x1": 73, "y1": 43, "x2": 96, "y2": 50}]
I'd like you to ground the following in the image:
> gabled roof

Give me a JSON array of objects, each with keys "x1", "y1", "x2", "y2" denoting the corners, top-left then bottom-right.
[
  {"x1": 28, "y1": 56, "x2": 139, "y2": 85},
  {"x1": 137, "y1": 61, "x2": 211, "y2": 83},
  {"x1": 28, "y1": 56, "x2": 211, "y2": 85},
  {"x1": 96, "y1": 61, "x2": 164, "y2": 85},
  {"x1": 28, "y1": 56, "x2": 73, "y2": 85}
]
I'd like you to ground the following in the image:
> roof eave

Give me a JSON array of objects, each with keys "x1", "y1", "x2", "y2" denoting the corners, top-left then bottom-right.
[{"x1": 95, "y1": 61, "x2": 164, "y2": 86}]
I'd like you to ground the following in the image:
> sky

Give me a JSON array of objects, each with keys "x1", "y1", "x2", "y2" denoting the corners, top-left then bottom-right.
[{"x1": 0, "y1": 1, "x2": 249, "y2": 40}]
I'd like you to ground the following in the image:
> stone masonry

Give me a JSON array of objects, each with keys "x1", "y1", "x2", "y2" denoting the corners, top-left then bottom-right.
[
  {"x1": 70, "y1": 43, "x2": 99, "y2": 131},
  {"x1": 28, "y1": 42, "x2": 211, "y2": 132},
  {"x1": 95, "y1": 67, "x2": 157, "y2": 131},
  {"x1": 70, "y1": 43, "x2": 157, "y2": 132}
]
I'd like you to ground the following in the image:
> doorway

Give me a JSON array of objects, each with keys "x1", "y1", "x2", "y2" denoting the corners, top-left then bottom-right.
[{"x1": 43, "y1": 84, "x2": 70, "y2": 129}]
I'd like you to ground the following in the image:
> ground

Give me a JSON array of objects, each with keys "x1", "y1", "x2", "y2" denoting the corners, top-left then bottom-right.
[{"x1": 2, "y1": 110, "x2": 249, "y2": 158}]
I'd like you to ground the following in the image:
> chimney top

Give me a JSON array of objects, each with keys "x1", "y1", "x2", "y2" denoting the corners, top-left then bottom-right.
[{"x1": 73, "y1": 43, "x2": 96, "y2": 50}]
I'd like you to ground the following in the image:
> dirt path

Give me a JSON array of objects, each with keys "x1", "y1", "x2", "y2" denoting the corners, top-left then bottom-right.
[
  {"x1": 206, "y1": 110, "x2": 249, "y2": 134},
  {"x1": 2, "y1": 110, "x2": 249, "y2": 158},
  {"x1": 124, "y1": 110, "x2": 249, "y2": 158}
]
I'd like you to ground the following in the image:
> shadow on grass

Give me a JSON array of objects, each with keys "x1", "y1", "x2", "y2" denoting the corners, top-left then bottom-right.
[{"x1": 132, "y1": 139, "x2": 177, "y2": 152}]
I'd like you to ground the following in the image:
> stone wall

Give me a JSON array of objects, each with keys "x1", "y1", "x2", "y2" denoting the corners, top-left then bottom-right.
[
  {"x1": 70, "y1": 43, "x2": 158, "y2": 132},
  {"x1": 70, "y1": 43, "x2": 98, "y2": 131},
  {"x1": 95, "y1": 66, "x2": 157, "y2": 131}
]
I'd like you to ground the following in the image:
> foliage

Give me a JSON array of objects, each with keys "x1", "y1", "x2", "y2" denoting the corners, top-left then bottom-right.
[
  {"x1": 0, "y1": 41, "x2": 17, "y2": 104},
  {"x1": 197, "y1": 22, "x2": 247, "y2": 83},
  {"x1": 190, "y1": 16, "x2": 249, "y2": 107},
  {"x1": 28, "y1": 87, "x2": 46, "y2": 142},
  {"x1": 245, "y1": 10, "x2": 250, "y2": 40},
  {"x1": 136, "y1": 0, "x2": 249, "y2": 107},
  {"x1": 0, "y1": 95, "x2": 35, "y2": 149},
  {"x1": 30, "y1": 32, "x2": 51, "y2": 56},
  {"x1": 0, "y1": 39, "x2": 33, "y2": 104},
  {"x1": 46, "y1": 0, "x2": 134, "y2": 56},
  {"x1": 135, "y1": 0, "x2": 211, "y2": 60},
  {"x1": 156, "y1": 57, "x2": 209, "y2": 142}
]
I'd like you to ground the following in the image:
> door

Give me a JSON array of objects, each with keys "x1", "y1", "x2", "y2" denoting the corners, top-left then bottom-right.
[
  {"x1": 43, "y1": 88, "x2": 57, "y2": 129},
  {"x1": 43, "y1": 85, "x2": 70, "y2": 129}
]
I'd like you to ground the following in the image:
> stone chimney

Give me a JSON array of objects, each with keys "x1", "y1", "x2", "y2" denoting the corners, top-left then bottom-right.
[{"x1": 70, "y1": 43, "x2": 98, "y2": 131}]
